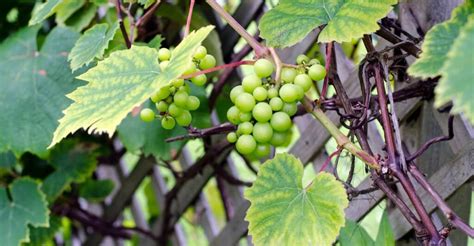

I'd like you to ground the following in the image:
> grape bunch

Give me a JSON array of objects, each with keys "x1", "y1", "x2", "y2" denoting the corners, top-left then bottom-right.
[
  {"x1": 226, "y1": 55, "x2": 326, "y2": 157},
  {"x1": 139, "y1": 46, "x2": 217, "y2": 129}
]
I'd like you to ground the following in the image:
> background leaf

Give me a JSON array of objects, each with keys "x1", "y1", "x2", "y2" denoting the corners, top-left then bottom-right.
[
  {"x1": 50, "y1": 26, "x2": 214, "y2": 148},
  {"x1": 26, "y1": 216, "x2": 62, "y2": 246},
  {"x1": 375, "y1": 210, "x2": 395, "y2": 246},
  {"x1": 55, "y1": 0, "x2": 86, "y2": 25},
  {"x1": 259, "y1": 0, "x2": 396, "y2": 47},
  {"x1": 244, "y1": 153, "x2": 348, "y2": 246},
  {"x1": 0, "y1": 151, "x2": 16, "y2": 169},
  {"x1": 0, "y1": 178, "x2": 49, "y2": 246},
  {"x1": 0, "y1": 26, "x2": 81, "y2": 156},
  {"x1": 79, "y1": 179, "x2": 115, "y2": 202},
  {"x1": 29, "y1": 0, "x2": 62, "y2": 25},
  {"x1": 339, "y1": 220, "x2": 374, "y2": 246}
]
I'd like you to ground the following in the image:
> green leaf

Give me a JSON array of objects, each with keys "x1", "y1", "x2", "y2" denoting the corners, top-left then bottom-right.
[
  {"x1": 42, "y1": 141, "x2": 97, "y2": 201},
  {"x1": 55, "y1": 0, "x2": 85, "y2": 24},
  {"x1": 25, "y1": 216, "x2": 62, "y2": 246},
  {"x1": 79, "y1": 179, "x2": 114, "y2": 202},
  {"x1": 138, "y1": 0, "x2": 156, "y2": 8},
  {"x1": 0, "y1": 26, "x2": 81, "y2": 156},
  {"x1": 0, "y1": 152, "x2": 16, "y2": 169},
  {"x1": 65, "y1": 4, "x2": 98, "y2": 32},
  {"x1": 68, "y1": 22, "x2": 120, "y2": 71},
  {"x1": 408, "y1": 0, "x2": 474, "y2": 78},
  {"x1": 29, "y1": 0, "x2": 62, "y2": 25},
  {"x1": 49, "y1": 25, "x2": 214, "y2": 148},
  {"x1": 148, "y1": 35, "x2": 163, "y2": 50},
  {"x1": 339, "y1": 220, "x2": 374, "y2": 246},
  {"x1": 259, "y1": 0, "x2": 396, "y2": 47},
  {"x1": 0, "y1": 178, "x2": 49, "y2": 246},
  {"x1": 435, "y1": 17, "x2": 474, "y2": 124},
  {"x1": 244, "y1": 153, "x2": 348, "y2": 246},
  {"x1": 375, "y1": 210, "x2": 394, "y2": 246}
]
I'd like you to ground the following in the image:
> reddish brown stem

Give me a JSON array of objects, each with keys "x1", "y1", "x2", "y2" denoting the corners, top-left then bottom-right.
[
  {"x1": 184, "y1": 0, "x2": 195, "y2": 37},
  {"x1": 114, "y1": 0, "x2": 131, "y2": 49},
  {"x1": 319, "y1": 147, "x2": 341, "y2": 172},
  {"x1": 320, "y1": 42, "x2": 333, "y2": 99}
]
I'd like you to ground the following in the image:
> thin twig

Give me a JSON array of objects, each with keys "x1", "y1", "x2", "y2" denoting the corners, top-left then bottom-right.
[
  {"x1": 319, "y1": 147, "x2": 341, "y2": 172},
  {"x1": 165, "y1": 123, "x2": 236, "y2": 142},
  {"x1": 184, "y1": 0, "x2": 195, "y2": 37},
  {"x1": 136, "y1": 0, "x2": 162, "y2": 28},
  {"x1": 320, "y1": 42, "x2": 334, "y2": 100},
  {"x1": 180, "y1": 60, "x2": 254, "y2": 80},
  {"x1": 114, "y1": 0, "x2": 131, "y2": 48}
]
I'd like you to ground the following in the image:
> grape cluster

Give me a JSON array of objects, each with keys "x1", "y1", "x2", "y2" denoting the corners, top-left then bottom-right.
[
  {"x1": 140, "y1": 46, "x2": 217, "y2": 129},
  {"x1": 226, "y1": 55, "x2": 326, "y2": 157}
]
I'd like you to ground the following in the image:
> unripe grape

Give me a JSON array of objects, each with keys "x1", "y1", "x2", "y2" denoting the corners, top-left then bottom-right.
[
  {"x1": 308, "y1": 58, "x2": 320, "y2": 65},
  {"x1": 178, "y1": 84, "x2": 191, "y2": 93},
  {"x1": 191, "y1": 73, "x2": 207, "y2": 86},
  {"x1": 254, "y1": 59, "x2": 274, "y2": 78},
  {"x1": 140, "y1": 108, "x2": 155, "y2": 122},
  {"x1": 199, "y1": 54, "x2": 216, "y2": 70},
  {"x1": 168, "y1": 103, "x2": 183, "y2": 117},
  {"x1": 227, "y1": 106, "x2": 241, "y2": 124},
  {"x1": 255, "y1": 144, "x2": 271, "y2": 157},
  {"x1": 308, "y1": 64, "x2": 326, "y2": 81},
  {"x1": 238, "y1": 122, "x2": 253, "y2": 135},
  {"x1": 282, "y1": 102, "x2": 298, "y2": 116},
  {"x1": 253, "y1": 87, "x2": 268, "y2": 101},
  {"x1": 186, "y1": 96, "x2": 200, "y2": 111},
  {"x1": 161, "y1": 116, "x2": 176, "y2": 130},
  {"x1": 174, "y1": 91, "x2": 189, "y2": 108},
  {"x1": 176, "y1": 110, "x2": 192, "y2": 126},
  {"x1": 227, "y1": 132, "x2": 237, "y2": 143},
  {"x1": 252, "y1": 122, "x2": 273, "y2": 143},
  {"x1": 252, "y1": 102, "x2": 272, "y2": 122},
  {"x1": 296, "y1": 54, "x2": 309, "y2": 64},
  {"x1": 294, "y1": 74, "x2": 312, "y2": 92},
  {"x1": 158, "y1": 48, "x2": 171, "y2": 61},
  {"x1": 281, "y1": 67, "x2": 297, "y2": 83},
  {"x1": 267, "y1": 87, "x2": 279, "y2": 98},
  {"x1": 294, "y1": 84, "x2": 305, "y2": 100},
  {"x1": 271, "y1": 112, "x2": 292, "y2": 132},
  {"x1": 156, "y1": 101, "x2": 169, "y2": 112},
  {"x1": 235, "y1": 93, "x2": 256, "y2": 112},
  {"x1": 230, "y1": 85, "x2": 244, "y2": 103},
  {"x1": 152, "y1": 86, "x2": 171, "y2": 102},
  {"x1": 236, "y1": 135, "x2": 257, "y2": 155},
  {"x1": 172, "y1": 79, "x2": 184, "y2": 88},
  {"x1": 193, "y1": 46, "x2": 207, "y2": 60},
  {"x1": 279, "y1": 84, "x2": 299, "y2": 103},
  {"x1": 242, "y1": 74, "x2": 262, "y2": 93},
  {"x1": 270, "y1": 97, "x2": 284, "y2": 111},
  {"x1": 270, "y1": 131, "x2": 290, "y2": 146},
  {"x1": 239, "y1": 112, "x2": 252, "y2": 122}
]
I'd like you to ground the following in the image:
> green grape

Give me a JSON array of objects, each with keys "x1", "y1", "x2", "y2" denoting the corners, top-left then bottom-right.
[
  {"x1": 161, "y1": 116, "x2": 176, "y2": 130},
  {"x1": 253, "y1": 86, "x2": 268, "y2": 101},
  {"x1": 199, "y1": 54, "x2": 216, "y2": 70},
  {"x1": 193, "y1": 46, "x2": 207, "y2": 60},
  {"x1": 252, "y1": 122, "x2": 273, "y2": 143},
  {"x1": 242, "y1": 74, "x2": 262, "y2": 93},
  {"x1": 308, "y1": 64, "x2": 326, "y2": 81},
  {"x1": 296, "y1": 54, "x2": 309, "y2": 64},
  {"x1": 165, "y1": 96, "x2": 173, "y2": 104},
  {"x1": 172, "y1": 79, "x2": 184, "y2": 88},
  {"x1": 270, "y1": 97, "x2": 284, "y2": 111},
  {"x1": 236, "y1": 135, "x2": 257, "y2": 155},
  {"x1": 252, "y1": 102, "x2": 272, "y2": 122},
  {"x1": 183, "y1": 62, "x2": 197, "y2": 75},
  {"x1": 254, "y1": 59, "x2": 274, "y2": 78},
  {"x1": 294, "y1": 74, "x2": 312, "y2": 92},
  {"x1": 227, "y1": 106, "x2": 241, "y2": 124},
  {"x1": 238, "y1": 122, "x2": 253, "y2": 135},
  {"x1": 281, "y1": 67, "x2": 297, "y2": 83},
  {"x1": 174, "y1": 91, "x2": 189, "y2": 108},
  {"x1": 160, "y1": 61, "x2": 169, "y2": 70},
  {"x1": 235, "y1": 93, "x2": 256, "y2": 112},
  {"x1": 308, "y1": 58, "x2": 320, "y2": 65},
  {"x1": 168, "y1": 103, "x2": 183, "y2": 117},
  {"x1": 156, "y1": 101, "x2": 169, "y2": 112},
  {"x1": 270, "y1": 131, "x2": 286, "y2": 146},
  {"x1": 267, "y1": 87, "x2": 279, "y2": 98},
  {"x1": 230, "y1": 85, "x2": 244, "y2": 103},
  {"x1": 151, "y1": 86, "x2": 171, "y2": 102},
  {"x1": 227, "y1": 132, "x2": 237, "y2": 143},
  {"x1": 279, "y1": 84, "x2": 299, "y2": 103},
  {"x1": 239, "y1": 112, "x2": 252, "y2": 122},
  {"x1": 282, "y1": 102, "x2": 298, "y2": 116},
  {"x1": 255, "y1": 144, "x2": 271, "y2": 157},
  {"x1": 186, "y1": 96, "x2": 200, "y2": 111},
  {"x1": 191, "y1": 73, "x2": 207, "y2": 86},
  {"x1": 271, "y1": 112, "x2": 292, "y2": 132},
  {"x1": 169, "y1": 86, "x2": 176, "y2": 94},
  {"x1": 140, "y1": 108, "x2": 155, "y2": 122},
  {"x1": 176, "y1": 110, "x2": 192, "y2": 126},
  {"x1": 158, "y1": 48, "x2": 171, "y2": 61},
  {"x1": 178, "y1": 84, "x2": 191, "y2": 93},
  {"x1": 294, "y1": 84, "x2": 305, "y2": 100}
]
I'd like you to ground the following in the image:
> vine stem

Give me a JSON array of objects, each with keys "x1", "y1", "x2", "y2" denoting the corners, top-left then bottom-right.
[
  {"x1": 319, "y1": 148, "x2": 341, "y2": 172},
  {"x1": 302, "y1": 96, "x2": 380, "y2": 171},
  {"x1": 269, "y1": 48, "x2": 283, "y2": 86},
  {"x1": 184, "y1": 0, "x2": 195, "y2": 37},
  {"x1": 180, "y1": 60, "x2": 254, "y2": 79},
  {"x1": 206, "y1": 0, "x2": 268, "y2": 57},
  {"x1": 114, "y1": 0, "x2": 131, "y2": 48},
  {"x1": 320, "y1": 42, "x2": 333, "y2": 99}
]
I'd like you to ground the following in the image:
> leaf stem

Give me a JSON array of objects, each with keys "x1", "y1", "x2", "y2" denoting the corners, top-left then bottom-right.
[
  {"x1": 184, "y1": 0, "x2": 195, "y2": 37},
  {"x1": 180, "y1": 60, "x2": 254, "y2": 79},
  {"x1": 269, "y1": 48, "x2": 283, "y2": 86},
  {"x1": 114, "y1": 0, "x2": 131, "y2": 49}
]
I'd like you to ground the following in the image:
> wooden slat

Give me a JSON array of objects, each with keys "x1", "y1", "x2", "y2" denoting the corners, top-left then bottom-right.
[{"x1": 210, "y1": 200, "x2": 251, "y2": 246}]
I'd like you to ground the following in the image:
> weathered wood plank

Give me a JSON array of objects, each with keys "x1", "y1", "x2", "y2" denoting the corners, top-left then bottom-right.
[{"x1": 210, "y1": 200, "x2": 251, "y2": 246}]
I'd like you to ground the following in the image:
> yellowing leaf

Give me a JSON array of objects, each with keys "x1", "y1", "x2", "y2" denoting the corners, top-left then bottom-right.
[
  {"x1": 244, "y1": 153, "x2": 348, "y2": 246},
  {"x1": 49, "y1": 26, "x2": 214, "y2": 147},
  {"x1": 259, "y1": 0, "x2": 396, "y2": 47}
]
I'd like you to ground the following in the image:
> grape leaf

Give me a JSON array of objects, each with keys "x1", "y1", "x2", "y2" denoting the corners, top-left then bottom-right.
[
  {"x1": 68, "y1": 22, "x2": 120, "y2": 71},
  {"x1": 244, "y1": 153, "x2": 348, "y2": 246},
  {"x1": 49, "y1": 26, "x2": 214, "y2": 148},
  {"x1": 138, "y1": 0, "x2": 156, "y2": 8},
  {"x1": 26, "y1": 216, "x2": 62, "y2": 246},
  {"x1": 0, "y1": 178, "x2": 49, "y2": 246},
  {"x1": 66, "y1": 4, "x2": 98, "y2": 32},
  {"x1": 55, "y1": 0, "x2": 86, "y2": 24},
  {"x1": 259, "y1": 0, "x2": 396, "y2": 47},
  {"x1": 408, "y1": 0, "x2": 474, "y2": 78},
  {"x1": 339, "y1": 220, "x2": 374, "y2": 246},
  {"x1": 29, "y1": 0, "x2": 62, "y2": 25},
  {"x1": 42, "y1": 141, "x2": 97, "y2": 201},
  {"x1": 435, "y1": 17, "x2": 474, "y2": 124},
  {"x1": 0, "y1": 152, "x2": 16, "y2": 169},
  {"x1": 79, "y1": 179, "x2": 114, "y2": 202},
  {"x1": 0, "y1": 26, "x2": 82, "y2": 156},
  {"x1": 375, "y1": 210, "x2": 395, "y2": 246}
]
